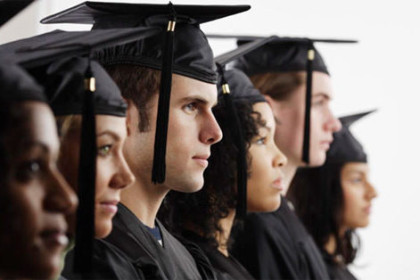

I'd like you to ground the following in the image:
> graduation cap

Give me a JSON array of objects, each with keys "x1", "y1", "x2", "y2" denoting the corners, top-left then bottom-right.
[
  {"x1": 214, "y1": 38, "x2": 270, "y2": 219},
  {"x1": 0, "y1": 27, "x2": 160, "y2": 69},
  {"x1": 209, "y1": 34, "x2": 357, "y2": 165},
  {"x1": 326, "y1": 110, "x2": 376, "y2": 164},
  {"x1": 0, "y1": 0, "x2": 34, "y2": 27},
  {"x1": 41, "y1": 1, "x2": 251, "y2": 184},
  {"x1": 0, "y1": 27, "x2": 160, "y2": 275},
  {"x1": 0, "y1": 61, "x2": 45, "y2": 103}
]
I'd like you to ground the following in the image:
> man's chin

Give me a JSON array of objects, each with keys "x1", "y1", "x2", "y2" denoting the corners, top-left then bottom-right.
[
  {"x1": 307, "y1": 156, "x2": 326, "y2": 167},
  {"x1": 168, "y1": 177, "x2": 204, "y2": 193}
]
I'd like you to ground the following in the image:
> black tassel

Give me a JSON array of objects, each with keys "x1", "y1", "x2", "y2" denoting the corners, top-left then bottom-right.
[
  {"x1": 302, "y1": 42, "x2": 314, "y2": 164},
  {"x1": 219, "y1": 67, "x2": 247, "y2": 220},
  {"x1": 152, "y1": 2, "x2": 176, "y2": 184},
  {"x1": 73, "y1": 60, "x2": 96, "y2": 276}
]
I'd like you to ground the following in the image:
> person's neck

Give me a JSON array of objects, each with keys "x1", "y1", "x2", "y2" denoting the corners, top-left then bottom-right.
[
  {"x1": 120, "y1": 177, "x2": 169, "y2": 228},
  {"x1": 325, "y1": 234, "x2": 337, "y2": 254},
  {"x1": 325, "y1": 227, "x2": 347, "y2": 255},
  {"x1": 215, "y1": 210, "x2": 236, "y2": 257},
  {"x1": 282, "y1": 160, "x2": 298, "y2": 195}
]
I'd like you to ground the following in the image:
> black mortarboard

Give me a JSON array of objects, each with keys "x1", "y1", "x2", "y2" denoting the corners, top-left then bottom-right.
[
  {"x1": 0, "y1": 61, "x2": 45, "y2": 103},
  {"x1": 214, "y1": 38, "x2": 269, "y2": 219},
  {"x1": 41, "y1": 1, "x2": 251, "y2": 184},
  {"x1": 0, "y1": 0, "x2": 34, "y2": 27},
  {"x1": 326, "y1": 110, "x2": 376, "y2": 164},
  {"x1": 209, "y1": 34, "x2": 357, "y2": 165},
  {"x1": 46, "y1": 57, "x2": 126, "y2": 117},
  {"x1": 0, "y1": 27, "x2": 160, "y2": 69},
  {"x1": 0, "y1": 27, "x2": 160, "y2": 275}
]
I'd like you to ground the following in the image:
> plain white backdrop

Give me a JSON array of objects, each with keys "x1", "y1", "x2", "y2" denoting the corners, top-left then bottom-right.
[{"x1": 1, "y1": 0, "x2": 419, "y2": 278}]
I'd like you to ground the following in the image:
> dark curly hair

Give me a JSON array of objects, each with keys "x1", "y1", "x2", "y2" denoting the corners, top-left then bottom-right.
[
  {"x1": 159, "y1": 98, "x2": 265, "y2": 249},
  {"x1": 287, "y1": 164, "x2": 360, "y2": 265}
]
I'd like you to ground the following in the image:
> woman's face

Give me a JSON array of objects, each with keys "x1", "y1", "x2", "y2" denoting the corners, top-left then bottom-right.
[
  {"x1": 246, "y1": 102, "x2": 287, "y2": 212},
  {"x1": 341, "y1": 162, "x2": 377, "y2": 230},
  {"x1": 268, "y1": 72, "x2": 342, "y2": 167},
  {"x1": 59, "y1": 115, "x2": 134, "y2": 239},
  {"x1": 0, "y1": 102, "x2": 77, "y2": 279},
  {"x1": 94, "y1": 115, "x2": 134, "y2": 238}
]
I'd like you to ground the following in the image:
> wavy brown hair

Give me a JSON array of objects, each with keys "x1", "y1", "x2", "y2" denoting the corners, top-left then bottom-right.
[{"x1": 249, "y1": 72, "x2": 305, "y2": 101}]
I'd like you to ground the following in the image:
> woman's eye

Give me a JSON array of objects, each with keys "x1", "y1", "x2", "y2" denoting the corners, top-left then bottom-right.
[
  {"x1": 349, "y1": 177, "x2": 363, "y2": 184},
  {"x1": 98, "y1": 145, "x2": 112, "y2": 157},
  {"x1": 16, "y1": 160, "x2": 42, "y2": 181},
  {"x1": 255, "y1": 137, "x2": 267, "y2": 145}
]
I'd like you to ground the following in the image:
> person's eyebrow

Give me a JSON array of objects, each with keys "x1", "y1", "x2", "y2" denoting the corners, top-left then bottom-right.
[
  {"x1": 312, "y1": 92, "x2": 331, "y2": 100},
  {"x1": 181, "y1": 95, "x2": 218, "y2": 108},
  {"x1": 346, "y1": 170, "x2": 365, "y2": 176},
  {"x1": 15, "y1": 141, "x2": 50, "y2": 157},
  {"x1": 96, "y1": 130, "x2": 121, "y2": 141},
  {"x1": 260, "y1": 124, "x2": 273, "y2": 133}
]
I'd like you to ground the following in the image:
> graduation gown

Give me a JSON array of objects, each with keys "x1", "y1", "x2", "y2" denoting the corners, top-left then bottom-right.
[
  {"x1": 323, "y1": 252, "x2": 357, "y2": 280},
  {"x1": 231, "y1": 197, "x2": 330, "y2": 280},
  {"x1": 63, "y1": 203, "x2": 210, "y2": 280},
  {"x1": 181, "y1": 232, "x2": 255, "y2": 280}
]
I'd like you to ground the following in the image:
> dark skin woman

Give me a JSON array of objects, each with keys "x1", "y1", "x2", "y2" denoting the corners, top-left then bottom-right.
[
  {"x1": 288, "y1": 111, "x2": 378, "y2": 280},
  {"x1": 0, "y1": 63, "x2": 77, "y2": 279}
]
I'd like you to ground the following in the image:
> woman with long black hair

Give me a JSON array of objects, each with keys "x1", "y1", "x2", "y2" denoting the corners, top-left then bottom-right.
[{"x1": 288, "y1": 111, "x2": 378, "y2": 279}]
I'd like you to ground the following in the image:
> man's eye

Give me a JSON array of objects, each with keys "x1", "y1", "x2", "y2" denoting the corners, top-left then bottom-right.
[
  {"x1": 313, "y1": 99, "x2": 326, "y2": 106},
  {"x1": 98, "y1": 145, "x2": 112, "y2": 157},
  {"x1": 184, "y1": 102, "x2": 198, "y2": 112}
]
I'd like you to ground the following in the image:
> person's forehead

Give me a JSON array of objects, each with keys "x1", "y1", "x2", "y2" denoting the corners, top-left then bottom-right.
[
  {"x1": 312, "y1": 71, "x2": 333, "y2": 97},
  {"x1": 25, "y1": 103, "x2": 59, "y2": 151},
  {"x1": 343, "y1": 162, "x2": 369, "y2": 173},
  {"x1": 171, "y1": 74, "x2": 217, "y2": 102}
]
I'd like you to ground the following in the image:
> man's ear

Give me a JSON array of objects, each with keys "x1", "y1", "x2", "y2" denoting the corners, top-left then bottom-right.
[{"x1": 125, "y1": 99, "x2": 136, "y2": 137}]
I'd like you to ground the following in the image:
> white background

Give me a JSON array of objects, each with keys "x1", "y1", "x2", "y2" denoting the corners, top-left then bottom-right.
[{"x1": 1, "y1": 0, "x2": 419, "y2": 278}]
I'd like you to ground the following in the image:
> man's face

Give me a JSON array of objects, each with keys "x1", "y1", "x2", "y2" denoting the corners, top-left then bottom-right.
[
  {"x1": 124, "y1": 74, "x2": 222, "y2": 192},
  {"x1": 268, "y1": 71, "x2": 342, "y2": 167}
]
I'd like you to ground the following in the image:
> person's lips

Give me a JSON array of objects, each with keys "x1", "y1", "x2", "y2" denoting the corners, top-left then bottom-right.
[
  {"x1": 363, "y1": 205, "x2": 372, "y2": 215},
  {"x1": 99, "y1": 199, "x2": 119, "y2": 215},
  {"x1": 320, "y1": 139, "x2": 333, "y2": 150},
  {"x1": 192, "y1": 154, "x2": 210, "y2": 168},
  {"x1": 40, "y1": 228, "x2": 69, "y2": 248},
  {"x1": 272, "y1": 177, "x2": 285, "y2": 191}
]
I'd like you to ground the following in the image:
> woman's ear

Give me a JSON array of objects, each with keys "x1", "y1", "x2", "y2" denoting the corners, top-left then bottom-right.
[{"x1": 263, "y1": 94, "x2": 275, "y2": 108}]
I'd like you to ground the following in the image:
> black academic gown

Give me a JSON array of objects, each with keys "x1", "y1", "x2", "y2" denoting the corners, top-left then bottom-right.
[
  {"x1": 231, "y1": 197, "x2": 330, "y2": 280},
  {"x1": 323, "y1": 252, "x2": 357, "y2": 280},
  {"x1": 181, "y1": 232, "x2": 255, "y2": 280},
  {"x1": 63, "y1": 203, "x2": 210, "y2": 280}
]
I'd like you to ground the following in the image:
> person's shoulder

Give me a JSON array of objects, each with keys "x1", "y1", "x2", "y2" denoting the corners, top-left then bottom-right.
[
  {"x1": 91, "y1": 238, "x2": 146, "y2": 279},
  {"x1": 244, "y1": 208, "x2": 283, "y2": 231}
]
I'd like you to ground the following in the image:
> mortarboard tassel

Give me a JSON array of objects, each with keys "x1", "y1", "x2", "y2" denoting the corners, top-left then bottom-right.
[
  {"x1": 152, "y1": 2, "x2": 176, "y2": 184},
  {"x1": 73, "y1": 56, "x2": 96, "y2": 275},
  {"x1": 302, "y1": 42, "x2": 315, "y2": 164},
  {"x1": 218, "y1": 65, "x2": 248, "y2": 220}
]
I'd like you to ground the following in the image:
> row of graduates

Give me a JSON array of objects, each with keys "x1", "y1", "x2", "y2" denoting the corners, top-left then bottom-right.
[{"x1": 0, "y1": 1, "x2": 378, "y2": 279}]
